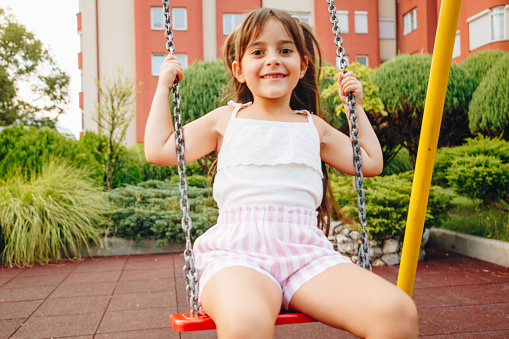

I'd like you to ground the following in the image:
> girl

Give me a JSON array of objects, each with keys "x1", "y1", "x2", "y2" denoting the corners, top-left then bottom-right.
[{"x1": 145, "y1": 8, "x2": 418, "y2": 339}]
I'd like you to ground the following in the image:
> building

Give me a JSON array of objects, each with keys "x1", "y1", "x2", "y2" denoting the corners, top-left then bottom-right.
[
  {"x1": 397, "y1": 0, "x2": 509, "y2": 62},
  {"x1": 78, "y1": 0, "x2": 509, "y2": 145}
]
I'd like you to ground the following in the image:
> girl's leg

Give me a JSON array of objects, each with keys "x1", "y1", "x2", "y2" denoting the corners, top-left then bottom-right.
[
  {"x1": 288, "y1": 264, "x2": 418, "y2": 339},
  {"x1": 201, "y1": 266, "x2": 282, "y2": 339}
]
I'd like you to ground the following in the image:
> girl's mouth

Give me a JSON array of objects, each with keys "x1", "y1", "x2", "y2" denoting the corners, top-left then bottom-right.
[{"x1": 261, "y1": 74, "x2": 286, "y2": 79}]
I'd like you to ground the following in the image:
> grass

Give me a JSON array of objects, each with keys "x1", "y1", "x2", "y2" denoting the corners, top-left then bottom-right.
[
  {"x1": 438, "y1": 188, "x2": 509, "y2": 242},
  {"x1": 0, "y1": 160, "x2": 111, "y2": 267}
]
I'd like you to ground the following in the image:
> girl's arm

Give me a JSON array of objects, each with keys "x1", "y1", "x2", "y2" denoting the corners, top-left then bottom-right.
[
  {"x1": 144, "y1": 55, "x2": 222, "y2": 166},
  {"x1": 318, "y1": 71, "x2": 383, "y2": 177}
]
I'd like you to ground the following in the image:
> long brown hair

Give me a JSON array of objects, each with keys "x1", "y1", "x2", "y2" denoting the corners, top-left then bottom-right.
[{"x1": 223, "y1": 8, "x2": 334, "y2": 236}]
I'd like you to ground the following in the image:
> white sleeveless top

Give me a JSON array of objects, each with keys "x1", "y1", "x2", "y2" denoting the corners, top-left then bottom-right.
[{"x1": 213, "y1": 101, "x2": 323, "y2": 210}]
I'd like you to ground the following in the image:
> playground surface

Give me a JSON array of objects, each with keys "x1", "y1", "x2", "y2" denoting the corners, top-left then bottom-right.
[{"x1": 1, "y1": 246, "x2": 508, "y2": 338}]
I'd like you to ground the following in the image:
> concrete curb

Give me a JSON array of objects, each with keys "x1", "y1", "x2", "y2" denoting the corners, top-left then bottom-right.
[
  {"x1": 429, "y1": 228, "x2": 509, "y2": 267},
  {"x1": 82, "y1": 237, "x2": 185, "y2": 257}
]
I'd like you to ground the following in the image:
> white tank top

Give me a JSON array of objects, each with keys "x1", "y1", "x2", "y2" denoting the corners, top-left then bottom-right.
[{"x1": 213, "y1": 101, "x2": 323, "y2": 210}]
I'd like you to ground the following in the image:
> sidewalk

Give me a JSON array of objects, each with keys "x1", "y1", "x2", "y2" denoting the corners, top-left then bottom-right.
[{"x1": 1, "y1": 246, "x2": 508, "y2": 338}]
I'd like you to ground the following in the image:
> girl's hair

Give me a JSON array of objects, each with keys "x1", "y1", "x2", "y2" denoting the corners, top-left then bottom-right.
[{"x1": 223, "y1": 8, "x2": 334, "y2": 236}]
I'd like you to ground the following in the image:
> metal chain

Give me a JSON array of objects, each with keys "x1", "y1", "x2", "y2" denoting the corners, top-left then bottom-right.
[
  {"x1": 327, "y1": 0, "x2": 371, "y2": 271},
  {"x1": 162, "y1": 0, "x2": 200, "y2": 314}
]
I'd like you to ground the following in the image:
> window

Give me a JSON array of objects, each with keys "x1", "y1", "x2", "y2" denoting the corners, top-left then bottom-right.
[
  {"x1": 491, "y1": 6, "x2": 504, "y2": 41},
  {"x1": 452, "y1": 31, "x2": 461, "y2": 59},
  {"x1": 173, "y1": 8, "x2": 187, "y2": 30},
  {"x1": 152, "y1": 53, "x2": 188, "y2": 76},
  {"x1": 356, "y1": 55, "x2": 369, "y2": 67},
  {"x1": 223, "y1": 14, "x2": 244, "y2": 35},
  {"x1": 336, "y1": 55, "x2": 349, "y2": 68},
  {"x1": 403, "y1": 8, "x2": 418, "y2": 35},
  {"x1": 175, "y1": 53, "x2": 188, "y2": 69},
  {"x1": 291, "y1": 12, "x2": 311, "y2": 25},
  {"x1": 151, "y1": 54, "x2": 165, "y2": 76},
  {"x1": 379, "y1": 18, "x2": 395, "y2": 39},
  {"x1": 151, "y1": 7, "x2": 164, "y2": 30},
  {"x1": 354, "y1": 11, "x2": 368, "y2": 34},
  {"x1": 468, "y1": 6, "x2": 508, "y2": 50},
  {"x1": 338, "y1": 11, "x2": 349, "y2": 33}
]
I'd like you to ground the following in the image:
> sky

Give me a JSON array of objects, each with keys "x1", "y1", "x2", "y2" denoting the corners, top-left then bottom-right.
[{"x1": 0, "y1": 0, "x2": 81, "y2": 138}]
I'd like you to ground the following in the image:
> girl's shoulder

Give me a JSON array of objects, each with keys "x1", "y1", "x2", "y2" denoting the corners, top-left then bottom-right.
[{"x1": 203, "y1": 104, "x2": 236, "y2": 135}]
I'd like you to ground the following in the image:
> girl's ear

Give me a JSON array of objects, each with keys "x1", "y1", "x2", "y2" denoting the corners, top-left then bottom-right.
[
  {"x1": 300, "y1": 56, "x2": 309, "y2": 79},
  {"x1": 232, "y1": 61, "x2": 246, "y2": 83}
]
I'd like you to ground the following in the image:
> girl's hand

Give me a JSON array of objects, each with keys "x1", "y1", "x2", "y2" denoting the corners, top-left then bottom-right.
[
  {"x1": 337, "y1": 71, "x2": 363, "y2": 109},
  {"x1": 157, "y1": 54, "x2": 183, "y2": 90}
]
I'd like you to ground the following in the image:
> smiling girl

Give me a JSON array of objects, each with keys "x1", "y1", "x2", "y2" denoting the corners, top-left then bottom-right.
[{"x1": 145, "y1": 7, "x2": 418, "y2": 339}]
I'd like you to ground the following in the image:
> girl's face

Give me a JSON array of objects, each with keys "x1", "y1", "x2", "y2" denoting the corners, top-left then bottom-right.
[{"x1": 232, "y1": 18, "x2": 308, "y2": 104}]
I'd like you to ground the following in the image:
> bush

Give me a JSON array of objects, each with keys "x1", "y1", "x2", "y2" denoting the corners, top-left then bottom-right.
[
  {"x1": 433, "y1": 135, "x2": 509, "y2": 186},
  {"x1": 460, "y1": 50, "x2": 507, "y2": 82},
  {"x1": 468, "y1": 53, "x2": 509, "y2": 139},
  {"x1": 0, "y1": 125, "x2": 100, "y2": 181},
  {"x1": 372, "y1": 54, "x2": 477, "y2": 166},
  {"x1": 177, "y1": 60, "x2": 230, "y2": 121},
  {"x1": 445, "y1": 154, "x2": 509, "y2": 203},
  {"x1": 331, "y1": 172, "x2": 452, "y2": 239},
  {"x1": 0, "y1": 160, "x2": 110, "y2": 266},
  {"x1": 106, "y1": 180, "x2": 217, "y2": 247}
]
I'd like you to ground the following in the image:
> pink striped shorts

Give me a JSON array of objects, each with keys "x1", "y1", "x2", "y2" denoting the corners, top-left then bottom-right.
[{"x1": 193, "y1": 204, "x2": 352, "y2": 309}]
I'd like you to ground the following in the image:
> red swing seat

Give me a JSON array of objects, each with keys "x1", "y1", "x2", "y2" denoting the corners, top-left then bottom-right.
[{"x1": 170, "y1": 310, "x2": 316, "y2": 332}]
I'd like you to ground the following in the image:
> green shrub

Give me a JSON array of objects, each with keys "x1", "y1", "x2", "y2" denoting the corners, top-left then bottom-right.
[
  {"x1": 177, "y1": 60, "x2": 230, "y2": 121},
  {"x1": 372, "y1": 54, "x2": 477, "y2": 166},
  {"x1": 331, "y1": 172, "x2": 452, "y2": 239},
  {"x1": 433, "y1": 135, "x2": 509, "y2": 186},
  {"x1": 382, "y1": 147, "x2": 411, "y2": 176},
  {"x1": 0, "y1": 160, "x2": 110, "y2": 266},
  {"x1": 445, "y1": 154, "x2": 509, "y2": 203},
  {"x1": 0, "y1": 125, "x2": 100, "y2": 180},
  {"x1": 468, "y1": 53, "x2": 509, "y2": 139},
  {"x1": 460, "y1": 50, "x2": 507, "y2": 82},
  {"x1": 106, "y1": 180, "x2": 217, "y2": 247}
]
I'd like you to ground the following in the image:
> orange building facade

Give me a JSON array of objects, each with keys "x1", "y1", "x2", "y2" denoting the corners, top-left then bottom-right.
[{"x1": 397, "y1": 0, "x2": 509, "y2": 61}]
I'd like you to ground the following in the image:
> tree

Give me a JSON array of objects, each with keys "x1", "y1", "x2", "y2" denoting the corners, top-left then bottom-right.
[
  {"x1": 372, "y1": 54, "x2": 477, "y2": 168},
  {"x1": 468, "y1": 54, "x2": 509, "y2": 140},
  {"x1": 94, "y1": 68, "x2": 140, "y2": 190},
  {"x1": 319, "y1": 63, "x2": 406, "y2": 170},
  {"x1": 0, "y1": 8, "x2": 70, "y2": 126}
]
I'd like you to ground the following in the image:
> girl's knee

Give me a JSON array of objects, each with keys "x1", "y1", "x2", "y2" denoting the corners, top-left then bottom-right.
[
  {"x1": 214, "y1": 307, "x2": 276, "y2": 339},
  {"x1": 381, "y1": 293, "x2": 419, "y2": 338}
]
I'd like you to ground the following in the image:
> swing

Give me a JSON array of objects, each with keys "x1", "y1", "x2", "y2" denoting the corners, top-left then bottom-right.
[{"x1": 165, "y1": 0, "x2": 370, "y2": 332}]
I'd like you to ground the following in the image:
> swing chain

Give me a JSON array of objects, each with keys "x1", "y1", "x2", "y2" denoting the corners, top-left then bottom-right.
[
  {"x1": 327, "y1": 0, "x2": 371, "y2": 271},
  {"x1": 162, "y1": 0, "x2": 200, "y2": 315}
]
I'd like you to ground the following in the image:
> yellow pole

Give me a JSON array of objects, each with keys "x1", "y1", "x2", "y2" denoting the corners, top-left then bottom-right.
[{"x1": 397, "y1": 0, "x2": 463, "y2": 297}]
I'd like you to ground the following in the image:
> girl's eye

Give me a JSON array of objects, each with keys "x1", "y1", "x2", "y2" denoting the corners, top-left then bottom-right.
[
  {"x1": 251, "y1": 49, "x2": 264, "y2": 55},
  {"x1": 280, "y1": 48, "x2": 293, "y2": 54}
]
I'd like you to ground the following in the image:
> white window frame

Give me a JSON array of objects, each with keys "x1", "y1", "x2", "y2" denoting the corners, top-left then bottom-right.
[
  {"x1": 172, "y1": 8, "x2": 187, "y2": 31},
  {"x1": 175, "y1": 53, "x2": 188, "y2": 69},
  {"x1": 452, "y1": 30, "x2": 461, "y2": 59},
  {"x1": 490, "y1": 6, "x2": 505, "y2": 41},
  {"x1": 379, "y1": 18, "x2": 395, "y2": 39},
  {"x1": 354, "y1": 11, "x2": 368, "y2": 34},
  {"x1": 403, "y1": 8, "x2": 418, "y2": 36},
  {"x1": 151, "y1": 54, "x2": 165, "y2": 76},
  {"x1": 151, "y1": 7, "x2": 164, "y2": 30},
  {"x1": 338, "y1": 11, "x2": 349, "y2": 34},
  {"x1": 356, "y1": 55, "x2": 369, "y2": 67},
  {"x1": 223, "y1": 13, "x2": 244, "y2": 35}
]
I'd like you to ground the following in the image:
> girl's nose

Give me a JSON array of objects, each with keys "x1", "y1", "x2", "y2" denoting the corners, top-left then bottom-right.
[{"x1": 265, "y1": 51, "x2": 280, "y2": 66}]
